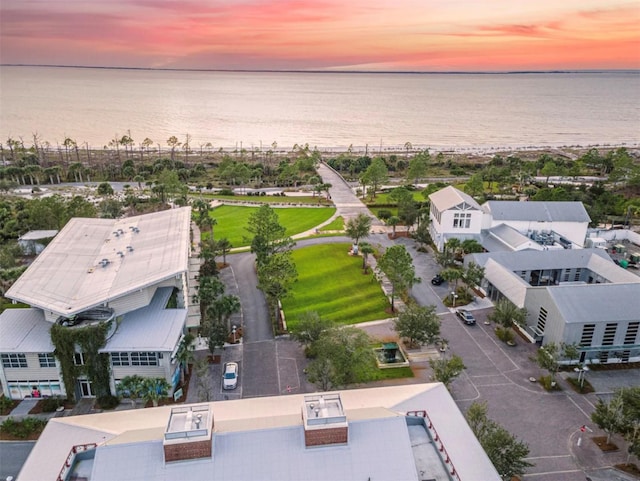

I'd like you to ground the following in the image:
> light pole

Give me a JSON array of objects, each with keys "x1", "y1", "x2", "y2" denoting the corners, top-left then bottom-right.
[{"x1": 573, "y1": 365, "x2": 589, "y2": 389}]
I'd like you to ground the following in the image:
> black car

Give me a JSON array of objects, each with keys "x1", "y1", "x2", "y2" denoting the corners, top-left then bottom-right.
[
  {"x1": 431, "y1": 274, "x2": 444, "y2": 286},
  {"x1": 456, "y1": 309, "x2": 476, "y2": 325}
]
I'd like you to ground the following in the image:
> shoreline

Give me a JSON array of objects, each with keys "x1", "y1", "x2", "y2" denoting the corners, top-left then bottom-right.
[{"x1": 2, "y1": 141, "x2": 638, "y2": 161}]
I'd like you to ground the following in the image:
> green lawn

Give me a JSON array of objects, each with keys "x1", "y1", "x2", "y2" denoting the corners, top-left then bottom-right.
[
  {"x1": 199, "y1": 193, "x2": 331, "y2": 205},
  {"x1": 366, "y1": 190, "x2": 425, "y2": 206},
  {"x1": 365, "y1": 366, "x2": 414, "y2": 381},
  {"x1": 206, "y1": 205, "x2": 336, "y2": 247},
  {"x1": 318, "y1": 216, "x2": 344, "y2": 231},
  {"x1": 282, "y1": 243, "x2": 389, "y2": 329}
]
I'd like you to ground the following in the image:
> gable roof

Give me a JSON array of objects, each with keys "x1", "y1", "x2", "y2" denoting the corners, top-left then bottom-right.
[
  {"x1": 468, "y1": 248, "x2": 625, "y2": 276},
  {"x1": 480, "y1": 223, "x2": 542, "y2": 252},
  {"x1": 548, "y1": 283, "x2": 640, "y2": 324},
  {"x1": 429, "y1": 186, "x2": 481, "y2": 211},
  {"x1": 6, "y1": 208, "x2": 191, "y2": 318},
  {"x1": 482, "y1": 201, "x2": 590, "y2": 223}
]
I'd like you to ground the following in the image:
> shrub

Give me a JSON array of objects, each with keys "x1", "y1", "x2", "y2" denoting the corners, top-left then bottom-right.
[
  {"x1": 0, "y1": 396, "x2": 14, "y2": 413},
  {"x1": 1, "y1": 417, "x2": 47, "y2": 439},
  {"x1": 40, "y1": 396, "x2": 66, "y2": 413},
  {"x1": 495, "y1": 327, "x2": 515, "y2": 344},
  {"x1": 539, "y1": 375, "x2": 561, "y2": 391},
  {"x1": 377, "y1": 209, "x2": 392, "y2": 221},
  {"x1": 96, "y1": 395, "x2": 120, "y2": 410}
]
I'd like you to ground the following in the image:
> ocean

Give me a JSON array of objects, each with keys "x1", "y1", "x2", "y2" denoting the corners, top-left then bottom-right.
[{"x1": 0, "y1": 66, "x2": 638, "y2": 152}]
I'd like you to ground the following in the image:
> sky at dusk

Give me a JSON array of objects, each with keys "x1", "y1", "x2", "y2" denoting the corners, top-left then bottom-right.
[{"x1": 1, "y1": 0, "x2": 639, "y2": 71}]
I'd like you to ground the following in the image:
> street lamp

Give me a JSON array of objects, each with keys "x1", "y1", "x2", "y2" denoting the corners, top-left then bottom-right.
[{"x1": 573, "y1": 365, "x2": 589, "y2": 389}]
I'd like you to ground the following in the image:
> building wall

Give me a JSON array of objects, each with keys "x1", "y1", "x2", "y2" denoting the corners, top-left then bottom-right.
[
  {"x1": 429, "y1": 204, "x2": 482, "y2": 251},
  {"x1": 0, "y1": 353, "x2": 63, "y2": 399},
  {"x1": 109, "y1": 287, "x2": 156, "y2": 316},
  {"x1": 523, "y1": 288, "x2": 566, "y2": 343}
]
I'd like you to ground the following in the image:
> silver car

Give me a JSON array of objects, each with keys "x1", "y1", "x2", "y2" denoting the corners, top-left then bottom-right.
[
  {"x1": 223, "y1": 362, "x2": 239, "y2": 389},
  {"x1": 456, "y1": 309, "x2": 476, "y2": 325}
]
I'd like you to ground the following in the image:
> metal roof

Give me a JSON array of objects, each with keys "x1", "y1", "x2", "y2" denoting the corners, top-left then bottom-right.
[
  {"x1": 6, "y1": 207, "x2": 191, "y2": 317},
  {"x1": 547, "y1": 283, "x2": 640, "y2": 324},
  {"x1": 480, "y1": 223, "x2": 542, "y2": 252},
  {"x1": 19, "y1": 384, "x2": 500, "y2": 481},
  {"x1": 468, "y1": 248, "x2": 638, "y2": 282},
  {"x1": 0, "y1": 308, "x2": 53, "y2": 353},
  {"x1": 18, "y1": 230, "x2": 59, "y2": 241},
  {"x1": 483, "y1": 201, "x2": 591, "y2": 223},
  {"x1": 429, "y1": 186, "x2": 481, "y2": 211},
  {"x1": 101, "y1": 288, "x2": 186, "y2": 352}
]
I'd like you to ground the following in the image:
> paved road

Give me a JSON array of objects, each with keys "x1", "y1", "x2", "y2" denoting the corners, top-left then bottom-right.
[{"x1": 0, "y1": 441, "x2": 35, "y2": 480}]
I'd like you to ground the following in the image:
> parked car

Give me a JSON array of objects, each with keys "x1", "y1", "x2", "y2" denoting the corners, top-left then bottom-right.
[
  {"x1": 223, "y1": 362, "x2": 239, "y2": 389},
  {"x1": 456, "y1": 309, "x2": 476, "y2": 325},
  {"x1": 431, "y1": 274, "x2": 444, "y2": 286}
]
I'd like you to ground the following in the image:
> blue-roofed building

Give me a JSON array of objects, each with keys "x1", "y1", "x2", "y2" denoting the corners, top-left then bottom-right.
[{"x1": 18, "y1": 385, "x2": 501, "y2": 481}]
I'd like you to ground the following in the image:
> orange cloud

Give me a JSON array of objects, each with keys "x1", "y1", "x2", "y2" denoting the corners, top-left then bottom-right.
[{"x1": 1, "y1": 0, "x2": 638, "y2": 70}]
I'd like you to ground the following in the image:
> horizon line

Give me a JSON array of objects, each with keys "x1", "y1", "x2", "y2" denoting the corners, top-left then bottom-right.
[{"x1": 2, "y1": 64, "x2": 639, "y2": 75}]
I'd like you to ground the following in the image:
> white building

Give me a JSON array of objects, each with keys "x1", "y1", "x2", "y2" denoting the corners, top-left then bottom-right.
[
  {"x1": 466, "y1": 249, "x2": 640, "y2": 364},
  {"x1": 428, "y1": 186, "x2": 484, "y2": 252},
  {"x1": 0, "y1": 207, "x2": 195, "y2": 400},
  {"x1": 428, "y1": 186, "x2": 591, "y2": 252},
  {"x1": 17, "y1": 384, "x2": 501, "y2": 481}
]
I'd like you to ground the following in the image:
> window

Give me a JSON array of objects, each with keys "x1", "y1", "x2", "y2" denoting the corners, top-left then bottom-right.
[
  {"x1": 111, "y1": 352, "x2": 130, "y2": 366},
  {"x1": 453, "y1": 212, "x2": 472, "y2": 229},
  {"x1": 602, "y1": 323, "x2": 617, "y2": 346},
  {"x1": 74, "y1": 353, "x2": 86, "y2": 366},
  {"x1": 1, "y1": 353, "x2": 27, "y2": 368},
  {"x1": 580, "y1": 324, "x2": 595, "y2": 347},
  {"x1": 536, "y1": 307, "x2": 548, "y2": 334},
  {"x1": 38, "y1": 353, "x2": 56, "y2": 368},
  {"x1": 130, "y1": 352, "x2": 158, "y2": 366},
  {"x1": 573, "y1": 268, "x2": 582, "y2": 282},
  {"x1": 624, "y1": 322, "x2": 639, "y2": 345}
]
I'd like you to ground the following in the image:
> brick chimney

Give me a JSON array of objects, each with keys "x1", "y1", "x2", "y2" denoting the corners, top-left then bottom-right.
[
  {"x1": 301, "y1": 394, "x2": 348, "y2": 448},
  {"x1": 163, "y1": 405, "x2": 213, "y2": 463}
]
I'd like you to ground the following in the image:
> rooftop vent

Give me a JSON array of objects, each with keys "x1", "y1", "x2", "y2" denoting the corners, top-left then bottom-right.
[
  {"x1": 163, "y1": 405, "x2": 213, "y2": 463},
  {"x1": 301, "y1": 394, "x2": 348, "y2": 448}
]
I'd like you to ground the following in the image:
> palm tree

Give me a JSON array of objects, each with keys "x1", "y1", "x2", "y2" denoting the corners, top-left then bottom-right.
[
  {"x1": 117, "y1": 375, "x2": 145, "y2": 408},
  {"x1": 441, "y1": 267, "x2": 463, "y2": 290},
  {"x1": 387, "y1": 216, "x2": 400, "y2": 237},
  {"x1": 488, "y1": 299, "x2": 527, "y2": 328},
  {"x1": 167, "y1": 136, "x2": 180, "y2": 161},
  {"x1": 360, "y1": 242, "x2": 374, "y2": 273},
  {"x1": 141, "y1": 378, "x2": 170, "y2": 407},
  {"x1": 345, "y1": 213, "x2": 372, "y2": 248},
  {"x1": 216, "y1": 238, "x2": 232, "y2": 265}
]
